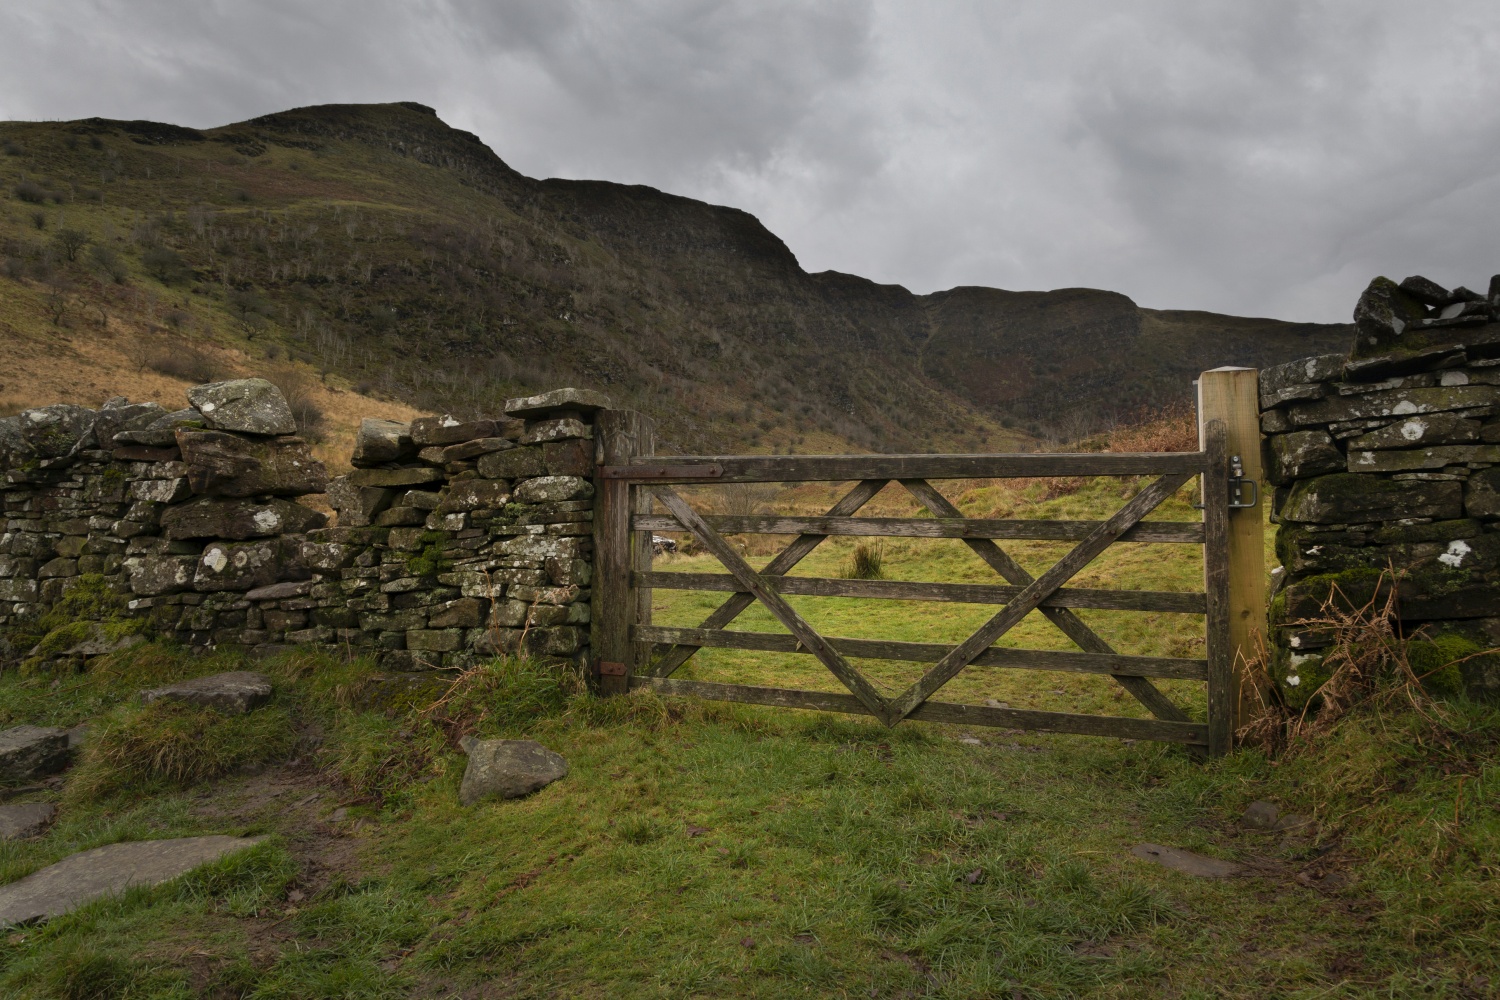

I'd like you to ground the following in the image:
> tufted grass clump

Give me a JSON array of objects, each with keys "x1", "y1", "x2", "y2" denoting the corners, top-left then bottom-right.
[
  {"x1": 839, "y1": 541, "x2": 884, "y2": 580},
  {"x1": 67, "y1": 700, "x2": 297, "y2": 800}
]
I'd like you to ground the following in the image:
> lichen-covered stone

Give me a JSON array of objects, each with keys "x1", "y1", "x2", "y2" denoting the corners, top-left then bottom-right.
[
  {"x1": 409, "y1": 415, "x2": 497, "y2": 447},
  {"x1": 1350, "y1": 276, "x2": 1434, "y2": 358},
  {"x1": 1345, "y1": 414, "x2": 1480, "y2": 450},
  {"x1": 0, "y1": 726, "x2": 69, "y2": 782},
  {"x1": 326, "y1": 476, "x2": 395, "y2": 527},
  {"x1": 1260, "y1": 354, "x2": 1346, "y2": 397},
  {"x1": 1267, "y1": 430, "x2": 1344, "y2": 485},
  {"x1": 125, "y1": 555, "x2": 198, "y2": 596},
  {"x1": 1348, "y1": 444, "x2": 1500, "y2": 473},
  {"x1": 478, "y1": 445, "x2": 545, "y2": 479},
  {"x1": 140, "y1": 671, "x2": 272, "y2": 714},
  {"x1": 193, "y1": 539, "x2": 301, "y2": 592},
  {"x1": 513, "y1": 475, "x2": 593, "y2": 504},
  {"x1": 351, "y1": 418, "x2": 415, "y2": 467},
  {"x1": 504, "y1": 388, "x2": 611, "y2": 418},
  {"x1": 116, "y1": 408, "x2": 205, "y2": 447},
  {"x1": 188, "y1": 379, "x2": 296, "y2": 436},
  {"x1": 160, "y1": 497, "x2": 326, "y2": 540},
  {"x1": 1282, "y1": 474, "x2": 1462, "y2": 524},
  {"x1": 437, "y1": 478, "x2": 511, "y2": 513},
  {"x1": 520, "y1": 418, "x2": 591, "y2": 445},
  {"x1": 458, "y1": 738, "x2": 568, "y2": 805},
  {"x1": 94, "y1": 401, "x2": 167, "y2": 447},
  {"x1": 1465, "y1": 467, "x2": 1500, "y2": 518},
  {"x1": 1289, "y1": 384, "x2": 1499, "y2": 426},
  {"x1": 346, "y1": 466, "x2": 444, "y2": 488},
  {"x1": 178, "y1": 430, "x2": 327, "y2": 497}
]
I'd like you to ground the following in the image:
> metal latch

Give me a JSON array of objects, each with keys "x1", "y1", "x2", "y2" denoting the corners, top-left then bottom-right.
[{"x1": 1194, "y1": 454, "x2": 1259, "y2": 509}]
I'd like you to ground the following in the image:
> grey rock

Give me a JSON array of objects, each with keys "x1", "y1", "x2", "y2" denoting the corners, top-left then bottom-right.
[
  {"x1": 0, "y1": 415, "x2": 30, "y2": 468},
  {"x1": 194, "y1": 539, "x2": 301, "y2": 592},
  {"x1": 1399, "y1": 275, "x2": 1450, "y2": 306},
  {"x1": 0, "y1": 802, "x2": 57, "y2": 841},
  {"x1": 125, "y1": 555, "x2": 197, "y2": 596},
  {"x1": 1129, "y1": 843, "x2": 1243, "y2": 879},
  {"x1": 437, "y1": 478, "x2": 511, "y2": 513},
  {"x1": 326, "y1": 476, "x2": 395, "y2": 527},
  {"x1": 478, "y1": 445, "x2": 545, "y2": 479},
  {"x1": 129, "y1": 477, "x2": 193, "y2": 504},
  {"x1": 504, "y1": 387, "x2": 612, "y2": 418},
  {"x1": 1267, "y1": 430, "x2": 1344, "y2": 485},
  {"x1": 346, "y1": 466, "x2": 444, "y2": 488},
  {"x1": 458, "y1": 739, "x2": 568, "y2": 805},
  {"x1": 1347, "y1": 444, "x2": 1500, "y2": 474},
  {"x1": 1465, "y1": 468, "x2": 1500, "y2": 518},
  {"x1": 399, "y1": 489, "x2": 442, "y2": 510},
  {"x1": 188, "y1": 378, "x2": 296, "y2": 435},
  {"x1": 1282, "y1": 474, "x2": 1463, "y2": 524},
  {"x1": 116, "y1": 408, "x2": 206, "y2": 447},
  {"x1": 513, "y1": 475, "x2": 593, "y2": 504},
  {"x1": 244, "y1": 579, "x2": 314, "y2": 601},
  {"x1": 18, "y1": 405, "x2": 96, "y2": 461},
  {"x1": 520, "y1": 417, "x2": 591, "y2": 445},
  {"x1": 178, "y1": 430, "x2": 327, "y2": 497},
  {"x1": 1342, "y1": 345, "x2": 1467, "y2": 383},
  {"x1": 409, "y1": 415, "x2": 498, "y2": 447},
  {"x1": 1260, "y1": 354, "x2": 1347, "y2": 397},
  {"x1": 1351, "y1": 276, "x2": 1430, "y2": 357},
  {"x1": 1288, "y1": 384, "x2": 1500, "y2": 427},
  {"x1": 140, "y1": 671, "x2": 273, "y2": 714},
  {"x1": 351, "y1": 417, "x2": 415, "y2": 467},
  {"x1": 1346, "y1": 414, "x2": 1480, "y2": 450},
  {"x1": 434, "y1": 437, "x2": 513, "y2": 464},
  {"x1": 0, "y1": 726, "x2": 70, "y2": 782},
  {"x1": 0, "y1": 836, "x2": 263, "y2": 925},
  {"x1": 160, "y1": 496, "x2": 327, "y2": 540},
  {"x1": 1239, "y1": 800, "x2": 1281, "y2": 830},
  {"x1": 94, "y1": 401, "x2": 167, "y2": 446}
]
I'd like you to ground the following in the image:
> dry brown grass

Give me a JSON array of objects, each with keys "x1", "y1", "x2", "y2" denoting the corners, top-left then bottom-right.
[{"x1": 1105, "y1": 400, "x2": 1199, "y2": 454}]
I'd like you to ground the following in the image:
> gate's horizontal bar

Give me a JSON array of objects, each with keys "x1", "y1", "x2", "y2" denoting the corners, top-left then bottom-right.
[
  {"x1": 634, "y1": 513, "x2": 1204, "y2": 544},
  {"x1": 604, "y1": 451, "x2": 1208, "y2": 482},
  {"x1": 629, "y1": 676, "x2": 1209, "y2": 745},
  {"x1": 635, "y1": 625, "x2": 1208, "y2": 680},
  {"x1": 637, "y1": 571, "x2": 1207, "y2": 613}
]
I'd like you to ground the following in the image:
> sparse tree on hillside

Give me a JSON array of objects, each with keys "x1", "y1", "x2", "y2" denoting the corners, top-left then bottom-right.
[{"x1": 53, "y1": 228, "x2": 89, "y2": 262}]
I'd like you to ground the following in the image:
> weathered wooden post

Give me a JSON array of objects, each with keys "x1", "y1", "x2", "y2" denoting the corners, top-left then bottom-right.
[
  {"x1": 1197, "y1": 367, "x2": 1267, "y2": 752},
  {"x1": 592, "y1": 410, "x2": 656, "y2": 696}
]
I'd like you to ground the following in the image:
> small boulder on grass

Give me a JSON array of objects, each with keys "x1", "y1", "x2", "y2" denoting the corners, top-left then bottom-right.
[
  {"x1": 458, "y1": 738, "x2": 568, "y2": 806},
  {"x1": 139, "y1": 671, "x2": 272, "y2": 715}
]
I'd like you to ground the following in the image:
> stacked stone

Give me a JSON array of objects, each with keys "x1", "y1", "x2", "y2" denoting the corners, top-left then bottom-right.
[
  {"x1": 0, "y1": 379, "x2": 330, "y2": 666},
  {"x1": 318, "y1": 388, "x2": 608, "y2": 671},
  {"x1": 1261, "y1": 274, "x2": 1500, "y2": 705}
]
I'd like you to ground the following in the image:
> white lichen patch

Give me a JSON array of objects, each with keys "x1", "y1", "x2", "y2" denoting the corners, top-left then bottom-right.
[
  {"x1": 1400, "y1": 418, "x2": 1428, "y2": 441},
  {"x1": 1438, "y1": 539, "x2": 1472, "y2": 568}
]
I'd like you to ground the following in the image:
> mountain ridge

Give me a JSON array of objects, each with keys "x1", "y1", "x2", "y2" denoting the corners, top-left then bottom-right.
[{"x1": 0, "y1": 101, "x2": 1351, "y2": 452}]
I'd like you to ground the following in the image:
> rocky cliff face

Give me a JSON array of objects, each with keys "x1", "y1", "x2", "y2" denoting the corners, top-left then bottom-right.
[{"x1": 0, "y1": 102, "x2": 1349, "y2": 450}]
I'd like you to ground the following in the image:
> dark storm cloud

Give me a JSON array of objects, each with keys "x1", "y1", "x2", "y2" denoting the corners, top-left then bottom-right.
[{"x1": 4, "y1": 1, "x2": 1500, "y2": 321}]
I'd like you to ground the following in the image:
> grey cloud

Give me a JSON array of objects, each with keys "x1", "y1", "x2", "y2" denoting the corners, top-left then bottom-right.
[{"x1": 4, "y1": 1, "x2": 1499, "y2": 323}]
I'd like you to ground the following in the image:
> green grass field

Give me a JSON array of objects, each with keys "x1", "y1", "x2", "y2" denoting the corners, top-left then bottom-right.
[{"x1": 1, "y1": 477, "x2": 1497, "y2": 998}]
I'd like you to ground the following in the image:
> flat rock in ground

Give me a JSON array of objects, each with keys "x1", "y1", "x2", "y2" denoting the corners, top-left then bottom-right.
[
  {"x1": 0, "y1": 803, "x2": 57, "y2": 841},
  {"x1": 0, "y1": 726, "x2": 70, "y2": 782},
  {"x1": 1130, "y1": 843, "x2": 1244, "y2": 878},
  {"x1": 0, "y1": 836, "x2": 262, "y2": 925},
  {"x1": 188, "y1": 379, "x2": 296, "y2": 435},
  {"x1": 459, "y1": 739, "x2": 568, "y2": 805},
  {"x1": 139, "y1": 671, "x2": 272, "y2": 714}
]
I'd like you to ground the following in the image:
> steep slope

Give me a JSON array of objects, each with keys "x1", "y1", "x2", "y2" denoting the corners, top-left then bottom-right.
[{"x1": 0, "y1": 101, "x2": 1350, "y2": 452}]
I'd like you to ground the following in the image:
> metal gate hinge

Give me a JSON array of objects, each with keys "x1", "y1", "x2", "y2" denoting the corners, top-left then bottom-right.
[{"x1": 1194, "y1": 454, "x2": 1259, "y2": 509}]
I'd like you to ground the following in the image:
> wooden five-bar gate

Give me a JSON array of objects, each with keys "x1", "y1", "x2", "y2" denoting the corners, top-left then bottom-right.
[{"x1": 591, "y1": 369, "x2": 1265, "y2": 756}]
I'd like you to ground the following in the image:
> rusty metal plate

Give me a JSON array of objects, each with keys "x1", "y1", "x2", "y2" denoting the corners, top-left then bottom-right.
[{"x1": 598, "y1": 660, "x2": 627, "y2": 676}]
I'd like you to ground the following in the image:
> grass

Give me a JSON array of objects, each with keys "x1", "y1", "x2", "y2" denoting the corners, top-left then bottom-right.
[{"x1": 0, "y1": 476, "x2": 1496, "y2": 996}]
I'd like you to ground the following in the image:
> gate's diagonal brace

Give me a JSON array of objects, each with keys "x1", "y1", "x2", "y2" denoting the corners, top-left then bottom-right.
[
  {"x1": 648, "y1": 479, "x2": 888, "y2": 678},
  {"x1": 900, "y1": 478, "x2": 1191, "y2": 725},
  {"x1": 652, "y1": 487, "x2": 894, "y2": 722},
  {"x1": 887, "y1": 472, "x2": 1193, "y2": 723}
]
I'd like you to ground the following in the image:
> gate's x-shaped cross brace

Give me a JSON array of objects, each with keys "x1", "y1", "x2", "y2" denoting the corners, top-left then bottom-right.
[{"x1": 648, "y1": 473, "x2": 1193, "y2": 727}]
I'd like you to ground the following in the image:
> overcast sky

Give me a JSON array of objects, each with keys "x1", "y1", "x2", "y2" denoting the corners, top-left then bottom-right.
[{"x1": 6, "y1": 1, "x2": 1500, "y2": 322}]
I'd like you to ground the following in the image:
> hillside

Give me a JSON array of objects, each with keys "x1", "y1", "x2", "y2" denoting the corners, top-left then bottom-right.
[{"x1": 0, "y1": 101, "x2": 1351, "y2": 452}]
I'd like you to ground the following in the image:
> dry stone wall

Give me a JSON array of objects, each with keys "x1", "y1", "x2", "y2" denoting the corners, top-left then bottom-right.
[
  {"x1": 0, "y1": 382, "x2": 610, "y2": 675},
  {"x1": 1262, "y1": 274, "x2": 1500, "y2": 706}
]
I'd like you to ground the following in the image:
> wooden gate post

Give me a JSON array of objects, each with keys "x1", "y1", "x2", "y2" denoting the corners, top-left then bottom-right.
[
  {"x1": 592, "y1": 410, "x2": 656, "y2": 696},
  {"x1": 1197, "y1": 367, "x2": 1267, "y2": 748}
]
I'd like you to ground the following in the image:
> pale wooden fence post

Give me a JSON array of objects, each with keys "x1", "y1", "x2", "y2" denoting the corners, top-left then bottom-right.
[
  {"x1": 1197, "y1": 367, "x2": 1267, "y2": 750},
  {"x1": 592, "y1": 409, "x2": 656, "y2": 696}
]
